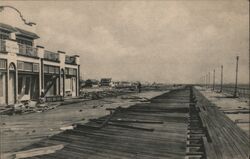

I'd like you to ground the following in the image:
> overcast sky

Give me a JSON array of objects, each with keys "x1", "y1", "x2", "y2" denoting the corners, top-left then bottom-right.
[{"x1": 0, "y1": 0, "x2": 249, "y2": 84}]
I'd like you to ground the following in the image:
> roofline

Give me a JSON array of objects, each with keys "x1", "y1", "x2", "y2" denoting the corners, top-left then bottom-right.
[{"x1": 15, "y1": 27, "x2": 40, "y2": 39}]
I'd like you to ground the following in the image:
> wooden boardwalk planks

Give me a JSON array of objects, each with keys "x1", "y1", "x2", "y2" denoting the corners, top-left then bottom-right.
[
  {"x1": 194, "y1": 88, "x2": 250, "y2": 159},
  {"x1": 23, "y1": 88, "x2": 191, "y2": 159}
]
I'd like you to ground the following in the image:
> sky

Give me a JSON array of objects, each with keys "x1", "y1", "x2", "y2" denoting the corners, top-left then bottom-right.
[{"x1": 0, "y1": 0, "x2": 249, "y2": 84}]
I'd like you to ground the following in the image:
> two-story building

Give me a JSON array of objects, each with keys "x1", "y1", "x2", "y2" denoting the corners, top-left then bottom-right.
[{"x1": 0, "y1": 23, "x2": 80, "y2": 106}]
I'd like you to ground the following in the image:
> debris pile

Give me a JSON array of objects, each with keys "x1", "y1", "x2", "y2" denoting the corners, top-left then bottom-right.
[{"x1": 0, "y1": 100, "x2": 59, "y2": 115}]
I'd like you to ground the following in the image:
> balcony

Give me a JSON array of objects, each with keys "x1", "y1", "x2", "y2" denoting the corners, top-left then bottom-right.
[
  {"x1": 44, "y1": 50, "x2": 60, "y2": 62},
  {"x1": 0, "y1": 39, "x2": 6, "y2": 52},
  {"x1": 65, "y1": 55, "x2": 76, "y2": 65},
  {"x1": 18, "y1": 43, "x2": 38, "y2": 57}
]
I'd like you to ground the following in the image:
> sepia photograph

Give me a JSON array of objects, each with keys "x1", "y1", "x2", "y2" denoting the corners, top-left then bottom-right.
[{"x1": 0, "y1": 0, "x2": 249, "y2": 158}]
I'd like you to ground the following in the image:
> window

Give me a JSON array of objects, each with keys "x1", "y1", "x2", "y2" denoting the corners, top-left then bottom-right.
[
  {"x1": 25, "y1": 77, "x2": 30, "y2": 94},
  {"x1": 44, "y1": 65, "x2": 49, "y2": 73},
  {"x1": 55, "y1": 67, "x2": 59, "y2": 74},
  {"x1": 69, "y1": 68, "x2": 73, "y2": 75},
  {"x1": 73, "y1": 69, "x2": 77, "y2": 75},
  {"x1": 33, "y1": 63, "x2": 39, "y2": 72},
  {"x1": 24, "y1": 62, "x2": 32, "y2": 72},
  {"x1": 0, "y1": 31, "x2": 10, "y2": 40},
  {"x1": 16, "y1": 36, "x2": 33, "y2": 46},
  {"x1": 9, "y1": 63, "x2": 15, "y2": 71},
  {"x1": 65, "y1": 68, "x2": 69, "y2": 75},
  {"x1": 44, "y1": 65, "x2": 60, "y2": 74},
  {"x1": 17, "y1": 61, "x2": 24, "y2": 70},
  {"x1": 0, "y1": 59, "x2": 6, "y2": 69},
  {"x1": 49, "y1": 66, "x2": 55, "y2": 74}
]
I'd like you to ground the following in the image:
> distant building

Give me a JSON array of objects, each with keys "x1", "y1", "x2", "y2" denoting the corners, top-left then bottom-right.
[
  {"x1": 114, "y1": 81, "x2": 133, "y2": 89},
  {"x1": 100, "y1": 78, "x2": 112, "y2": 87},
  {"x1": 0, "y1": 23, "x2": 80, "y2": 106},
  {"x1": 84, "y1": 79, "x2": 99, "y2": 88}
]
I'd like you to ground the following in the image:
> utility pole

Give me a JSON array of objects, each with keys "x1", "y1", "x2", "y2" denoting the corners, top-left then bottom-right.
[
  {"x1": 203, "y1": 76, "x2": 205, "y2": 87},
  {"x1": 233, "y1": 56, "x2": 239, "y2": 97},
  {"x1": 208, "y1": 72, "x2": 210, "y2": 89},
  {"x1": 220, "y1": 65, "x2": 223, "y2": 92},
  {"x1": 213, "y1": 69, "x2": 215, "y2": 90},
  {"x1": 204, "y1": 76, "x2": 206, "y2": 87},
  {"x1": 205, "y1": 74, "x2": 207, "y2": 88}
]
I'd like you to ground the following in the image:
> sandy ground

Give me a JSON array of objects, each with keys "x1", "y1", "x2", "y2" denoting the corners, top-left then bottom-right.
[
  {"x1": 0, "y1": 90, "x2": 167, "y2": 154},
  {"x1": 196, "y1": 86, "x2": 249, "y2": 135}
]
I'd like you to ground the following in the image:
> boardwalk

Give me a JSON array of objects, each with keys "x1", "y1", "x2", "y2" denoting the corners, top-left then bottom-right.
[
  {"x1": 0, "y1": 91, "x2": 164, "y2": 157},
  {"x1": 21, "y1": 88, "x2": 191, "y2": 159},
  {"x1": 2, "y1": 87, "x2": 250, "y2": 159}
]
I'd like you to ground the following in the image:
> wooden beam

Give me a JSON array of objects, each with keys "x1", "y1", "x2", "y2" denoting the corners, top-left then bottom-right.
[{"x1": 12, "y1": 144, "x2": 64, "y2": 159}]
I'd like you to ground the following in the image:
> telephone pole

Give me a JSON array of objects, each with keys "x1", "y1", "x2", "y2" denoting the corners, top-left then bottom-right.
[
  {"x1": 205, "y1": 74, "x2": 208, "y2": 88},
  {"x1": 213, "y1": 69, "x2": 215, "y2": 90},
  {"x1": 220, "y1": 65, "x2": 223, "y2": 92},
  {"x1": 233, "y1": 56, "x2": 239, "y2": 97},
  {"x1": 208, "y1": 72, "x2": 210, "y2": 89}
]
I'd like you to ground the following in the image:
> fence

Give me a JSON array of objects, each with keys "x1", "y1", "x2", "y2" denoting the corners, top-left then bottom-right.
[
  {"x1": 65, "y1": 55, "x2": 76, "y2": 64},
  {"x1": 18, "y1": 43, "x2": 38, "y2": 57},
  {"x1": 44, "y1": 50, "x2": 60, "y2": 62}
]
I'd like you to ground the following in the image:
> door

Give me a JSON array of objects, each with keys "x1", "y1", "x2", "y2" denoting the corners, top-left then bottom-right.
[{"x1": 0, "y1": 72, "x2": 6, "y2": 105}]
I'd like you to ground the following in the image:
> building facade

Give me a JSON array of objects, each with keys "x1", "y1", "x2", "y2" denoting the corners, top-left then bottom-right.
[{"x1": 0, "y1": 23, "x2": 80, "y2": 106}]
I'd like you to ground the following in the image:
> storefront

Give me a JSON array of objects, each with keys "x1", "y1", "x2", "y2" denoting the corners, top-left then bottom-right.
[
  {"x1": 43, "y1": 64, "x2": 60, "y2": 96},
  {"x1": 65, "y1": 67, "x2": 77, "y2": 97},
  {"x1": 17, "y1": 61, "x2": 39, "y2": 101}
]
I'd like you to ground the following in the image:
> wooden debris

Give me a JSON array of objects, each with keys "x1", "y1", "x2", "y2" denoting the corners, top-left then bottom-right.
[{"x1": 9, "y1": 144, "x2": 64, "y2": 159}]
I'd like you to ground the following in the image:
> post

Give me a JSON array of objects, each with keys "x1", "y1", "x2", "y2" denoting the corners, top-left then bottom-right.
[
  {"x1": 205, "y1": 74, "x2": 207, "y2": 88},
  {"x1": 233, "y1": 56, "x2": 239, "y2": 97},
  {"x1": 213, "y1": 69, "x2": 215, "y2": 90},
  {"x1": 208, "y1": 72, "x2": 210, "y2": 89},
  {"x1": 220, "y1": 65, "x2": 223, "y2": 92},
  {"x1": 204, "y1": 76, "x2": 206, "y2": 87}
]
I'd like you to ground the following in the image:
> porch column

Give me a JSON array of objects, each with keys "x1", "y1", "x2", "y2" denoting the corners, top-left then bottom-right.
[
  {"x1": 15, "y1": 69, "x2": 18, "y2": 103},
  {"x1": 63, "y1": 74, "x2": 65, "y2": 97},
  {"x1": 37, "y1": 45, "x2": 45, "y2": 96},
  {"x1": 41, "y1": 59, "x2": 44, "y2": 91},
  {"x1": 77, "y1": 65, "x2": 80, "y2": 96},
  {"x1": 59, "y1": 70, "x2": 61, "y2": 96},
  {"x1": 6, "y1": 60, "x2": 8, "y2": 105}
]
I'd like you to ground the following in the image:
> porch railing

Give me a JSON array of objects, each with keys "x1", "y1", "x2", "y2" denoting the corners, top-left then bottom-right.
[
  {"x1": 65, "y1": 55, "x2": 76, "y2": 65},
  {"x1": 44, "y1": 50, "x2": 60, "y2": 62},
  {"x1": 18, "y1": 43, "x2": 38, "y2": 57}
]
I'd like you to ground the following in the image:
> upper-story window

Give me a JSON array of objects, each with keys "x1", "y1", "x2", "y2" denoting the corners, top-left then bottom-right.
[
  {"x1": 16, "y1": 36, "x2": 33, "y2": 46},
  {"x1": 0, "y1": 32, "x2": 7, "y2": 52},
  {"x1": 16, "y1": 35, "x2": 38, "y2": 57},
  {"x1": 0, "y1": 30, "x2": 10, "y2": 40}
]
